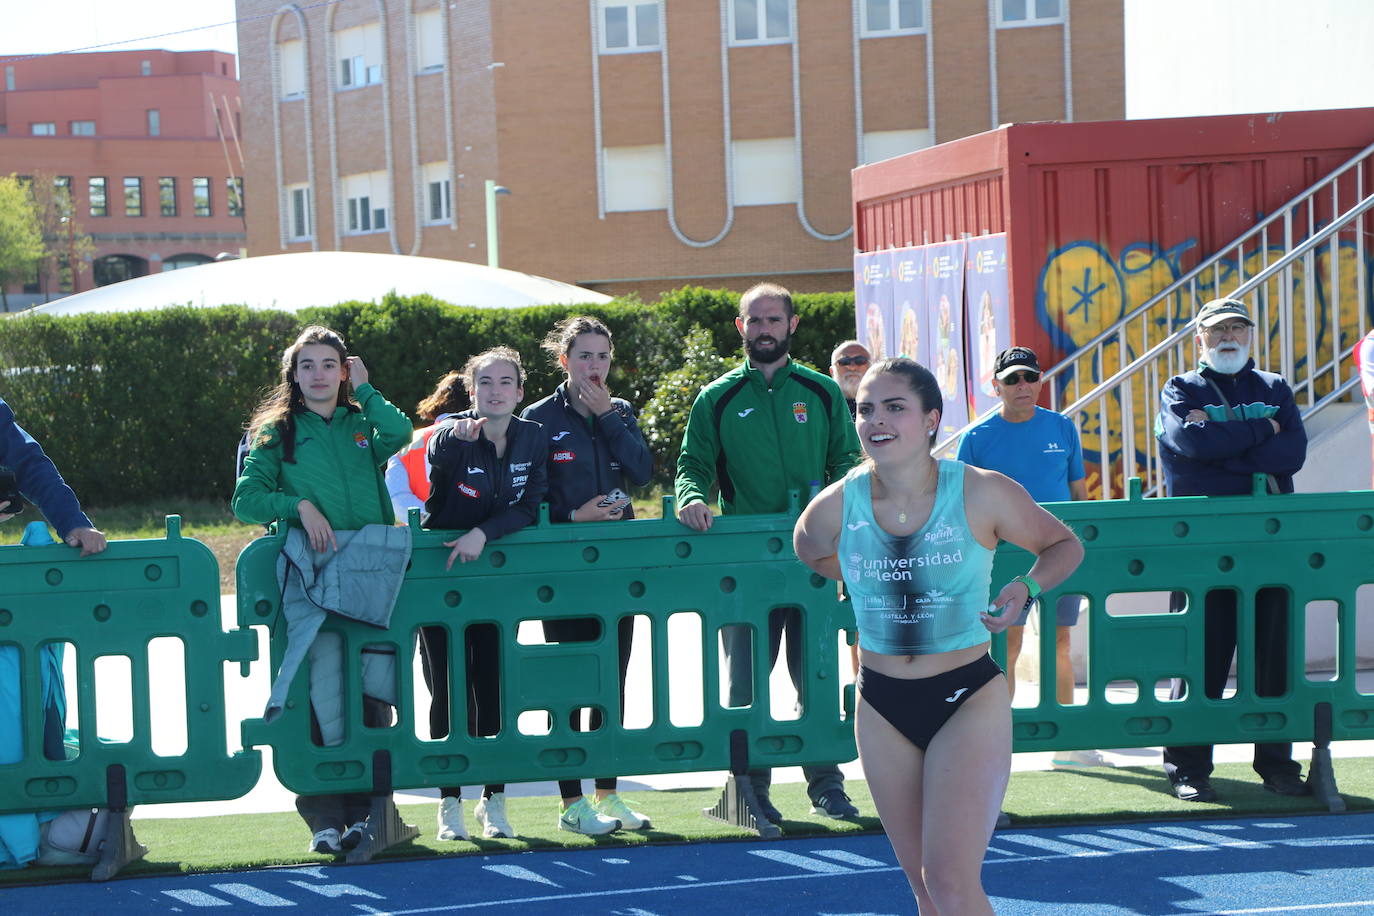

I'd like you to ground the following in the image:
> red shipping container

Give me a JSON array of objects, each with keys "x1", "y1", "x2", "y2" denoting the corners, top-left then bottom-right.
[{"x1": 851, "y1": 107, "x2": 1374, "y2": 374}]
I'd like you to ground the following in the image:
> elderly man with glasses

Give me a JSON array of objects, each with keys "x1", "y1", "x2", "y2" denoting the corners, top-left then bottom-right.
[
  {"x1": 1154, "y1": 297, "x2": 1309, "y2": 803},
  {"x1": 829, "y1": 340, "x2": 872, "y2": 419}
]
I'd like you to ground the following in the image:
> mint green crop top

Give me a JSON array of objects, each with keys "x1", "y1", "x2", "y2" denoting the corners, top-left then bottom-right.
[{"x1": 838, "y1": 460, "x2": 994, "y2": 655}]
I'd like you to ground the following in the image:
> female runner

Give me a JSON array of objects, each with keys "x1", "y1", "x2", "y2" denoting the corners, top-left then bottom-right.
[
  {"x1": 521, "y1": 316, "x2": 653, "y2": 835},
  {"x1": 793, "y1": 358, "x2": 1083, "y2": 913}
]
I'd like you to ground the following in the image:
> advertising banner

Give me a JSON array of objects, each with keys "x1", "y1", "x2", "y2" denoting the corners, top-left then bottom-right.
[
  {"x1": 853, "y1": 249, "x2": 893, "y2": 359},
  {"x1": 890, "y1": 246, "x2": 927, "y2": 366},
  {"x1": 925, "y1": 240, "x2": 967, "y2": 436},
  {"x1": 964, "y1": 234, "x2": 1011, "y2": 419}
]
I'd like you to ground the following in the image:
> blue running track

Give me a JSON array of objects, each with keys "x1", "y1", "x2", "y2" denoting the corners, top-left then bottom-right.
[{"x1": 3, "y1": 814, "x2": 1373, "y2": 914}]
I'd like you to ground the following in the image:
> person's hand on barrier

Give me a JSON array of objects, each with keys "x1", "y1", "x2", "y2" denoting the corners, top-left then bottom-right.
[
  {"x1": 444, "y1": 528, "x2": 488, "y2": 569},
  {"x1": 0, "y1": 499, "x2": 14, "y2": 523},
  {"x1": 65, "y1": 526, "x2": 107, "y2": 557},
  {"x1": 345, "y1": 355, "x2": 369, "y2": 387},
  {"x1": 1185, "y1": 409, "x2": 1208, "y2": 425},
  {"x1": 981, "y1": 580, "x2": 1030, "y2": 634},
  {"x1": 576, "y1": 376, "x2": 613, "y2": 418},
  {"x1": 677, "y1": 501, "x2": 714, "y2": 532},
  {"x1": 1268, "y1": 417, "x2": 1281, "y2": 434},
  {"x1": 449, "y1": 416, "x2": 488, "y2": 441},
  {"x1": 298, "y1": 500, "x2": 337, "y2": 553},
  {"x1": 573, "y1": 493, "x2": 628, "y2": 522}
]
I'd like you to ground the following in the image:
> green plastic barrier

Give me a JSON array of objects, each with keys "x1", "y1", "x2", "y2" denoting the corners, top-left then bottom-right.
[
  {"x1": 998, "y1": 479, "x2": 1374, "y2": 809},
  {"x1": 236, "y1": 499, "x2": 856, "y2": 835},
  {"x1": 0, "y1": 517, "x2": 261, "y2": 811}
]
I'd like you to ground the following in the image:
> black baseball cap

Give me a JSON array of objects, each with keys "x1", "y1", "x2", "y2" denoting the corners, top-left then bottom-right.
[
  {"x1": 1195, "y1": 298, "x2": 1255, "y2": 328},
  {"x1": 994, "y1": 346, "x2": 1041, "y2": 380}
]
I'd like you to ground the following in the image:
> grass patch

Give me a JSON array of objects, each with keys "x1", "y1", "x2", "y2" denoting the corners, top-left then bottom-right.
[{"x1": 4, "y1": 760, "x2": 1371, "y2": 886}]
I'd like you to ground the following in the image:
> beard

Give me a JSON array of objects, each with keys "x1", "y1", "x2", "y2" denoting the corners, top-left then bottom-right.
[
  {"x1": 1205, "y1": 341, "x2": 1249, "y2": 375},
  {"x1": 745, "y1": 331, "x2": 792, "y2": 364}
]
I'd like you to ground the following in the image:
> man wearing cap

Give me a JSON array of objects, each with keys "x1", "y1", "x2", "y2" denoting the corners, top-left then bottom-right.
[
  {"x1": 1155, "y1": 297, "x2": 1309, "y2": 802},
  {"x1": 956, "y1": 346, "x2": 1107, "y2": 771},
  {"x1": 829, "y1": 340, "x2": 872, "y2": 419}
]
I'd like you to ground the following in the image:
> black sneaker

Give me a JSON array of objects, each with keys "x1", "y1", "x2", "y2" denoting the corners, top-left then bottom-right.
[
  {"x1": 752, "y1": 791, "x2": 783, "y2": 825},
  {"x1": 810, "y1": 790, "x2": 859, "y2": 819},
  {"x1": 1262, "y1": 772, "x2": 1312, "y2": 797},
  {"x1": 340, "y1": 820, "x2": 368, "y2": 850},
  {"x1": 1172, "y1": 777, "x2": 1217, "y2": 803}
]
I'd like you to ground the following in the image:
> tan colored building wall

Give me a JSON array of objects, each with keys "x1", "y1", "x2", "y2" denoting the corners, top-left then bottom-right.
[{"x1": 236, "y1": 0, "x2": 1123, "y2": 300}]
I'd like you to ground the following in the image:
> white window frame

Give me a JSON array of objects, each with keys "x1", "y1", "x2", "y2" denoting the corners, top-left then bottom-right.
[
  {"x1": 70, "y1": 120, "x2": 96, "y2": 136},
  {"x1": 147, "y1": 109, "x2": 160, "y2": 137},
  {"x1": 288, "y1": 184, "x2": 312, "y2": 240},
  {"x1": 996, "y1": 0, "x2": 1065, "y2": 29},
  {"x1": 337, "y1": 24, "x2": 384, "y2": 89},
  {"x1": 415, "y1": 9, "x2": 446, "y2": 72},
  {"x1": 422, "y1": 162, "x2": 451, "y2": 224},
  {"x1": 343, "y1": 172, "x2": 389, "y2": 235},
  {"x1": 860, "y1": 0, "x2": 928, "y2": 37},
  {"x1": 598, "y1": 1, "x2": 661, "y2": 54},
  {"x1": 279, "y1": 39, "x2": 306, "y2": 98},
  {"x1": 728, "y1": 0, "x2": 791, "y2": 46},
  {"x1": 31, "y1": 122, "x2": 56, "y2": 136}
]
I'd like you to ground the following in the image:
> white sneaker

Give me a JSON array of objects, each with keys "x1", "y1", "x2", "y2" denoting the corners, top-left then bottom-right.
[
  {"x1": 309, "y1": 827, "x2": 342, "y2": 855},
  {"x1": 475, "y1": 793, "x2": 515, "y2": 838},
  {"x1": 1052, "y1": 749, "x2": 1114, "y2": 769},
  {"x1": 558, "y1": 797, "x2": 620, "y2": 836},
  {"x1": 594, "y1": 793, "x2": 651, "y2": 830},
  {"x1": 437, "y1": 795, "x2": 468, "y2": 840}
]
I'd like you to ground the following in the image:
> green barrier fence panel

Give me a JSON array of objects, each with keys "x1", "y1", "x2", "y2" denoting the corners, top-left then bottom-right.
[
  {"x1": 997, "y1": 480, "x2": 1374, "y2": 807},
  {"x1": 236, "y1": 503, "x2": 857, "y2": 808},
  {"x1": 0, "y1": 517, "x2": 262, "y2": 814}
]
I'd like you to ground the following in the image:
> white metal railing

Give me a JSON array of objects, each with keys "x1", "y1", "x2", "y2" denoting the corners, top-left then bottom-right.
[{"x1": 936, "y1": 138, "x2": 1374, "y2": 498}]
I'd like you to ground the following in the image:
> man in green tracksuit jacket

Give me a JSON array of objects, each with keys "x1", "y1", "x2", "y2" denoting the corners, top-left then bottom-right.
[{"x1": 675, "y1": 282, "x2": 862, "y2": 825}]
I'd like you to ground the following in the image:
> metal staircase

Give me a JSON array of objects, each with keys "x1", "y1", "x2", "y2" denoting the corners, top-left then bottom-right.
[{"x1": 936, "y1": 138, "x2": 1374, "y2": 499}]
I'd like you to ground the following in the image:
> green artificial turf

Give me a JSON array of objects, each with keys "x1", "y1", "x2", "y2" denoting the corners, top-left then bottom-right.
[{"x1": 3, "y1": 758, "x2": 1370, "y2": 886}]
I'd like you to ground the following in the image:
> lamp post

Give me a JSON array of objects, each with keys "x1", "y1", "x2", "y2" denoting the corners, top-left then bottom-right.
[{"x1": 484, "y1": 179, "x2": 511, "y2": 269}]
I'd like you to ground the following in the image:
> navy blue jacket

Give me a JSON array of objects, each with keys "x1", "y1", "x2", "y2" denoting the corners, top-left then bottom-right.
[
  {"x1": 0, "y1": 397, "x2": 92, "y2": 538},
  {"x1": 424, "y1": 410, "x2": 548, "y2": 539},
  {"x1": 1155, "y1": 359, "x2": 1307, "y2": 496},
  {"x1": 521, "y1": 384, "x2": 652, "y2": 522}
]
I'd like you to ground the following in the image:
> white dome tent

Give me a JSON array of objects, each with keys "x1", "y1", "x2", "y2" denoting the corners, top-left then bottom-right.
[{"x1": 23, "y1": 251, "x2": 610, "y2": 316}]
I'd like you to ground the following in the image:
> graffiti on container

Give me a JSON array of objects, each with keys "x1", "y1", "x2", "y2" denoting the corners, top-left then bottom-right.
[{"x1": 1036, "y1": 235, "x2": 1372, "y2": 487}]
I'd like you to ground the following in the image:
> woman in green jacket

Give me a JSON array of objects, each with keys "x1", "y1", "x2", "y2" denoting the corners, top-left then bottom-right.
[{"x1": 232, "y1": 325, "x2": 412, "y2": 856}]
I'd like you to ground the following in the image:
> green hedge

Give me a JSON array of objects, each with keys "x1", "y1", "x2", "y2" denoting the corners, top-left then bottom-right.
[{"x1": 0, "y1": 288, "x2": 853, "y2": 506}]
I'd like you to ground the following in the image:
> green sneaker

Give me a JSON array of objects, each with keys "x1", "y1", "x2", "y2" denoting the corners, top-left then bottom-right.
[
  {"x1": 594, "y1": 793, "x2": 652, "y2": 830},
  {"x1": 558, "y1": 797, "x2": 620, "y2": 835}
]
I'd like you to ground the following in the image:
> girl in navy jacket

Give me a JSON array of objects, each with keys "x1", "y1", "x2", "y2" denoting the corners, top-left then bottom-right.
[{"x1": 521, "y1": 316, "x2": 653, "y2": 835}]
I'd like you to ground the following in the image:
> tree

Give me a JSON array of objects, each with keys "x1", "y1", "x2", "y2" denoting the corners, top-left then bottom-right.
[
  {"x1": 0, "y1": 175, "x2": 45, "y2": 311},
  {"x1": 28, "y1": 173, "x2": 95, "y2": 301}
]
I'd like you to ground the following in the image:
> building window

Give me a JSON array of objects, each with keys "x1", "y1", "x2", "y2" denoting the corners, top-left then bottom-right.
[
  {"x1": 997, "y1": 0, "x2": 1063, "y2": 27},
  {"x1": 730, "y1": 0, "x2": 790, "y2": 45},
  {"x1": 124, "y1": 178, "x2": 143, "y2": 217},
  {"x1": 159, "y1": 177, "x2": 177, "y2": 216},
  {"x1": 279, "y1": 39, "x2": 306, "y2": 98},
  {"x1": 731, "y1": 137, "x2": 798, "y2": 206},
  {"x1": 603, "y1": 145, "x2": 668, "y2": 212},
  {"x1": 862, "y1": 0, "x2": 926, "y2": 36},
  {"x1": 227, "y1": 177, "x2": 244, "y2": 217},
  {"x1": 70, "y1": 120, "x2": 96, "y2": 136},
  {"x1": 147, "y1": 109, "x2": 160, "y2": 136},
  {"x1": 337, "y1": 24, "x2": 383, "y2": 88},
  {"x1": 141, "y1": 59, "x2": 152, "y2": 76},
  {"x1": 192, "y1": 177, "x2": 212, "y2": 217},
  {"x1": 88, "y1": 177, "x2": 108, "y2": 217},
  {"x1": 422, "y1": 162, "x2": 451, "y2": 223},
  {"x1": 342, "y1": 171, "x2": 389, "y2": 234},
  {"x1": 4, "y1": 66, "x2": 13, "y2": 91},
  {"x1": 862, "y1": 128, "x2": 933, "y2": 164},
  {"x1": 288, "y1": 184, "x2": 312, "y2": 239},
  {"x1": 54, "y1": 176, "x2": 71, "y2": 192},
  {"x1": 416, "y1": 9, "x2": 445, "y2": 71},
  {"x1": 31, "y1": 122, "x2": 56, "y2": 136},
  {"x1": 599, "y1": 1, "x2": 660, "y2": 53}
]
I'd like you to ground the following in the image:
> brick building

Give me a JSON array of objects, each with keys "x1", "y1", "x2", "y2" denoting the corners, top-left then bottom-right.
[
  {"x1": 0, "y1": 50, "x2": 246, "y2": 308},
  {"x1": 235, "y1": 0, "x2": 1123, "y2": 299}
]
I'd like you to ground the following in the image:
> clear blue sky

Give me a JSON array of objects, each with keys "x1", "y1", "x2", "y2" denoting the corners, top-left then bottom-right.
[{"x1": 2, "y1": 0, "x2": 1371, "y2": 119}]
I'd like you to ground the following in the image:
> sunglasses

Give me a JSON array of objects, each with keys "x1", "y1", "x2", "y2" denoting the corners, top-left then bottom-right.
[
  {"x1": 835, "y1": 355, "x2": 870, "y2": 367},
  {"x1": 1000, "y1": 371, "x2": 1041, "y2": 385}
]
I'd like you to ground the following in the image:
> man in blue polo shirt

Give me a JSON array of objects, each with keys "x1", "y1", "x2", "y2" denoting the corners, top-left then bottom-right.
[{"x1": 957, "y1": 346, "x2": 1108, "y2": 770}]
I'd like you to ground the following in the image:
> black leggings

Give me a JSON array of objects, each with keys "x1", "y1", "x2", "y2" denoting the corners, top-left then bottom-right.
[
  {"x1": 542, "y1": 615, "x2": 634, "y2": 799},
  {"x1": 419, "y1": 624, "x2": 504, "y2": 798},
  {"x1": 857, "y1": 654, "x2": 1003, "y2": 751}
]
